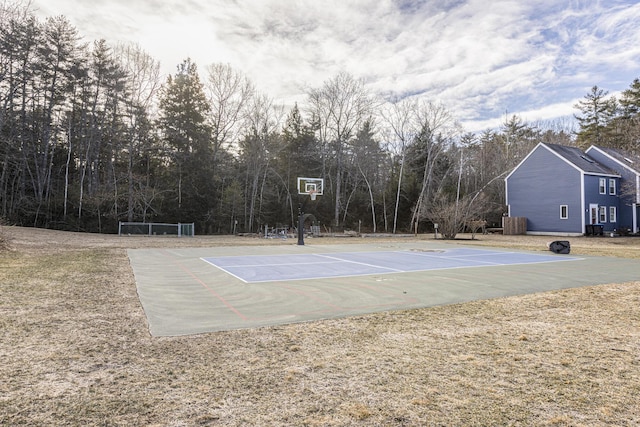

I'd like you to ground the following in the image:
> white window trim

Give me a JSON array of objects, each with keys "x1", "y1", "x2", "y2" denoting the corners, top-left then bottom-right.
[
  {"x1": 560, "y1": 205, "x2": 568, "y2": 219},
  {"x1": 599, "y1": 178, "x2": 606, "y2": 194},
  {"x1": 599, "y1": 206, "x2": 607, "y2": 223},
  {"x1": 609, "y1": 206, "x2": 617, "y2": 223},
  {"x1": 609, "y1": 179, "x2": 616, "y2": 195}
]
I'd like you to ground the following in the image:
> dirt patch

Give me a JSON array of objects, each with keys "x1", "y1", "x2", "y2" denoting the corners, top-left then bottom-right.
[{"x1": 1, "y1": 226, "x2": 639, "y2": 426}]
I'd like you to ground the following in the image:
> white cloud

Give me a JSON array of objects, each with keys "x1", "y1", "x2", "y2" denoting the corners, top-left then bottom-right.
[{"x1": 28, "y1": 0, "x2": 640, "y2": 133}]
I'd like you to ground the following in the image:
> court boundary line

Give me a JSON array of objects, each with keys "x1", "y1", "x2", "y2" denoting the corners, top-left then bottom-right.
[
  {"x1": 233, "y1": 259, "x2": 583, "y2": 284},
  {"x1": 401, "y1": 249, "x2": 512, "y2": 266},
  {"x1": 315, "y1": 253, "x2": 405, "y2": 272},
  {"x1": 200, "y1": 257, "x2": 250, "y2": 283},
  {"x1": 160, "y1": 250, "x2": 248, "y2": 320},
  {"x1": 200, "y1": 249, "x2": 583, "y2": 284}
]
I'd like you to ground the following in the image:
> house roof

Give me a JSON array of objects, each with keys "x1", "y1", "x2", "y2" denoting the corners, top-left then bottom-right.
[
  {"x1": 588, "y1": 146, "x2": 640, "y2": 174},
  {"x1": 543, "y1": 143, "x2": 619, "y2": 176}
]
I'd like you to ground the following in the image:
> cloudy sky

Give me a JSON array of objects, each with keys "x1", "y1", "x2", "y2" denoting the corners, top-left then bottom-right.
[{"x1": 30, "y1": 0, "x2": 640, "y2": 132}]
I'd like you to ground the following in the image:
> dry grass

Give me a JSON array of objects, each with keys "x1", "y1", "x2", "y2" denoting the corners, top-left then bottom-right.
[
  {"x1": 1, "y1": 227, "x2": 639, "y2": 426},
  {"x1": 0, "y1": 225, "x2": 10, "y2": 251}
]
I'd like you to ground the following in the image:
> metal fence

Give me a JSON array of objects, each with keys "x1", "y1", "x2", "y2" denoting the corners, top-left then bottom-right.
[{"x1": 118, "y1": 222, "x2": 194, "y2": 237}]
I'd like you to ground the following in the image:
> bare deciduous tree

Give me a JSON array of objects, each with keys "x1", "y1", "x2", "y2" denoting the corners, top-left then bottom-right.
[
  {"x1": 113, "y1": 42, "x2": 162, "y2": 222},
  {"x1": 381, "y1": 98, "x2": 416, "y2": 233},
  {"x1": 205, "y1": 63, "x2": 253, "y2": 159},
  {"x1": 307, "y1": 72, "x2": 374, "y2": 227},
  {"x1": 421, "y1": 191, "x2": 490, "y2": 240},
  {"x1": 410, "y1": 100, "x2": 462, "y2": 233},
  {"x1": 240, "y1": 92, "x2": 284, "y2": 232}
]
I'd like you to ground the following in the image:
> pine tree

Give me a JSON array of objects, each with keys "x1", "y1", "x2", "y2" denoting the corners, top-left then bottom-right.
[
  {"x1": 614, "y1": 78, "x2": 640, "y2": 152},
  {"x1": 157, "y1": 58, "x2": 212, "y2": 223},
  {"x1": 619, "y1": 78, "x2": 640, "y2": 118},
  {"x1": 574, "y1": 85, "x2": 616, "y2": 148}
]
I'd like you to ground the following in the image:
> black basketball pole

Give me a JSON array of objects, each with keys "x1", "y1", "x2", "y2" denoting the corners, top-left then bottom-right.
[{"x1": 297, "y1": 204, "x2": 304, "y2": 246}]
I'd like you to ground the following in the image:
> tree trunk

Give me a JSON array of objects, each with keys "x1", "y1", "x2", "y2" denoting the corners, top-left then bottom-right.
[
  {"x1": 393, "y1": 150, "x2": 405, "y2": 234},
  {"x1": 63, "y1": 122, "x2": 71, "y2": 219},
  {"x1": 359, "y1": 164, "x2": 376, "y2": 233}
]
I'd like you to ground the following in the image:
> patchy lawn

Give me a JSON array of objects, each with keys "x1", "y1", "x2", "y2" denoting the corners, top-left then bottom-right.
[{"x1": 1, "y1": 227, "x2": 639, "y2": 426}]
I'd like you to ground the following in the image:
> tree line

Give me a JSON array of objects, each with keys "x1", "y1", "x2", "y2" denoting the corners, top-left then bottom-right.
[{"x1": 1, "y1": 2, "x2": 639, "y2": 236}]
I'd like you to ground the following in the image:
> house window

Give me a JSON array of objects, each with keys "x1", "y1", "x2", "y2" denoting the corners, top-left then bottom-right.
[
  {"x1": 609, "y1": 206, "x2": 617, "y2": 223},
  {"x1": 599, "y1": 206, "x2": 607, "y2": 223},
  {"x1": 560, "y1": 205, "x2": 568, "y2": 219},
  {"x1": 599, "y1": 178, "x2": 606, "y2": 194},
  {"x1": 609, "y1": 179, "x2": 616, "y2": 195}
]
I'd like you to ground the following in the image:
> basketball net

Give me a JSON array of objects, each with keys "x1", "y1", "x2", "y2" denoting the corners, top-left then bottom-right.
[{"x1": 309, "y1": 189, "x2": 317, "y2": 201}]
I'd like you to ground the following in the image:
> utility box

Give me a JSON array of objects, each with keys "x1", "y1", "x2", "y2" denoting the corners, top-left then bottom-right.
[{"x1": 503, "y1": 217, "x2": 527, "y2": 235}]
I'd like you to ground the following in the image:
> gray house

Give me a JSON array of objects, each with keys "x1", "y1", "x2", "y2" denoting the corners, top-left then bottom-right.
[
  {"x1": 585, "y1": 145, "x2": 640, "y2": 234},
  {"x1": 505, "y1": 143, "x2": 624, "y2": 236}
]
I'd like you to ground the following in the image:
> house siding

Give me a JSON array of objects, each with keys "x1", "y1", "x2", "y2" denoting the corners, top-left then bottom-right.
[
  {"x1": 583, "y1": 175, "x2": 620, "y2": 232},
  {"x1": 586, "y1": 147, "x2": 639, "y2": 232},
  {"x1": 506, "y1": 145, "x2": 583, "y2": 233}
]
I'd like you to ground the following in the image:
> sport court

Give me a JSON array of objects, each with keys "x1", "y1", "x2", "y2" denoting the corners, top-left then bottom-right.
[
  {"x1": 201, "y1": 248, "x2": 575, "y2": 283},
  {"x1": 128, "y1": 241, "x2": 640, "y2": 336}
]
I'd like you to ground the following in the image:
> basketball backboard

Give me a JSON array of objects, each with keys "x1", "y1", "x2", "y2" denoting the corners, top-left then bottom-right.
[{"x1": 297, "y1": 177, "x2": 324, "y2": 197}]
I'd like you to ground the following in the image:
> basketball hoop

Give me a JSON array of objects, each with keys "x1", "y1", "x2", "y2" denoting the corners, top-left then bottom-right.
[{"x1": 297, "y1": 177, "x2": 323, "y2": 202}]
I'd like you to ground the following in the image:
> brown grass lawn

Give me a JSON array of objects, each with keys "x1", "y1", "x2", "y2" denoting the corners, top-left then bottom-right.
[{"x1": 1, "y1": 226, "x2": 639, "y2": 426}]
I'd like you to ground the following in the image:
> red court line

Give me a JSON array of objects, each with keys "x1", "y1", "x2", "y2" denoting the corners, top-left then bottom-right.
[
  {"x1": 273, "y1": 280, "x2": 420, "y2": 314},
  {"x1": 343, "y1": 282, "x2": 420, "y2": 308},
  {"x1": 161, "y1": 250, "x2": 248, "y2": 321},
  {"x1": 163, "y1": 251, "x2": 414, "y2": 324},
  {"x1": 275, "y1": 283, "x2": 344, "y2": 311}
]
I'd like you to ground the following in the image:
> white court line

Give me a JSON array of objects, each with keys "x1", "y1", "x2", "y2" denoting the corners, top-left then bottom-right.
[
  {"x1": 399, "y1": 249, "x2": 578, "y2": 267},
  {"x1": 400, "y1": 250, "x2": 504, "y2": 266},
  {"x1": 200, "y1": 255, "x2": 359, "y2": 284},
  {"x1": 201, "y1": 250, "x2": 582, "y2": 284},
  {"x1": 315, "y1": 254, "x2": 405, "y2": 272},
  {"x1": 200, "y1": 257, "x2": 250, "y2": 283},
  {"x1": 203, "y1": 259, "x2": 343, "y2": 268}
]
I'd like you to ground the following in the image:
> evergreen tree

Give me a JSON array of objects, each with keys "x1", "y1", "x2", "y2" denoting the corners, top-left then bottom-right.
[
  {"x1": 574, "y1": 86, "x2": 616, "y2": 148},
  {"x1": 157, "y1": 59, "x2": 212, "y2": 227},
  {"x1": 619, "y1": 78, "x2": 640, "y2": 118},
  {"x1": 277, "y1": 103, "x2": 320, "y2": 225},
  {"x1": 613, "y1": 78, "x2": 640, "y2": 152}
]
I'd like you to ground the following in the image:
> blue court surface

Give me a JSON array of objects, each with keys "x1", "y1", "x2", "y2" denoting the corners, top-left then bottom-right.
[{"x1": 201, "y1": 248, "x2": 579, "y2": 283}]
